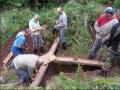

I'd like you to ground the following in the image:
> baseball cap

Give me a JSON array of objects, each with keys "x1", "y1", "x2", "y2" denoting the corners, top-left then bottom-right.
[{"x1": 104, "y1": 7, "x2": 114, "y2": 15}]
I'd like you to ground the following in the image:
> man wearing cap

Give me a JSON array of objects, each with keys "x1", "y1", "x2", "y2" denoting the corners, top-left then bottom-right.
[
  {"x1": 54, "y1": 7, "x2": 67, "y2": 50},
  {"x1": 12, "y1": 54, "x2": 44, "y2": 84},
  {"x1": 29, "y1": 14, "x2": 45, "y2": 54},
  {"x1": 11, "y1": 29, "x2": 31, "y2": 56},
  {"x1": 88, "y1": 7, "x2": 118, "y2": 59},
  {"x1": 102, "y1": 9, "x2": 120, "y2": 71}
]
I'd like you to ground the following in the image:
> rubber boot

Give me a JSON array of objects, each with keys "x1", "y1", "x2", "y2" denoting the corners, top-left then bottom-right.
[{"x1": 62, "y1": 42, "x2": 66, "y2": 50}]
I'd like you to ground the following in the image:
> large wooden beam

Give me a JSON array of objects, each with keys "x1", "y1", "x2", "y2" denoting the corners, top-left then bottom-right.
[
  {"x1": 31, "y1": 37, "x2": 60, "y2": 87},
  {"x1": 55, "y1": 57, "x2": 104, "y2": 67}
]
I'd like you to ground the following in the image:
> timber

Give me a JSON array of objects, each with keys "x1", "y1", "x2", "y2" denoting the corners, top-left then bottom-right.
[
  {"x1": 30, "y1": 37, "x2": 60, "y2": 87},
  {"x1": 55, "y1": 57, "x2": 104, "y2": 67},
  {"x1": 3, "y1": 51, "x2": 13, "y2": 64}
]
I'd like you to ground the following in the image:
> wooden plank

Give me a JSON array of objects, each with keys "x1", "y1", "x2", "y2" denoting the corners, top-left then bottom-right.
[
  {"x1": 3, "y1": 51, "x2": 13, "y2": 64},
  {"x1": 31, "y1": 37, "x2": 60, "y2": 87},
  {"x1": 55, "y1": 57, "x2": 104, "y2": 67},
  {"x1": 30, "y1": 65, "x2": 49, "y2": 87}
]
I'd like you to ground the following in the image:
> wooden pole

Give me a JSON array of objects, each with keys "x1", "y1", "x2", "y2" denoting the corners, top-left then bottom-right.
[
  {"x1": 30, "y1": 37, "x2": 60, "y2": 87},
  {"x1": 55, "y1": 57, "x2": 104, "y2": 67},
  {"x1": 3, "y1": 51, "x2": 13, "y2": 64},
  {"x1": 2, "y1": 51, "x2": 13, "y2": 72}
]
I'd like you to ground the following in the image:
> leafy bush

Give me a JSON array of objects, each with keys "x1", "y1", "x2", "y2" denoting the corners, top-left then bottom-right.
[{"x1": 114, "y1": 0, "x2": 120, "y2": 9}]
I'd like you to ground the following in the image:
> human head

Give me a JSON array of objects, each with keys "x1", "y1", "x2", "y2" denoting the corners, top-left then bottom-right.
[
  {"x1": 104, "y1": 7, "x2": 114, "y2": 19},
  {"x1": 115, "y1": 9, "x2": 120, "y2": 22},
  {"x1": 56, "y1": 7, "x2": 63, "y2": 16},
  {"x1": 34, "y1": 14, "x2": 40, "y2": 22},
  {"x1": 24, "y1": 29, "x2": 31, "y2": 37}
]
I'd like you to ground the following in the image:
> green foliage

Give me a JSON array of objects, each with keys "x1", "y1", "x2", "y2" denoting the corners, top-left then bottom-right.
[
  {"x1": 97, "y1": 0, "x2": 113, "y2": 5},
  {"x1": 0, "y1": 0, "x2": 104, "y2": 56},
  {"x1": 114, "y1": 0, "x2": 120, "y2": 9},
  {"x1": 89, "y1": 77, "x2": 120, "y2": 90},
  {"x1": 0, "y1": 0, "x2": 29, "y2": 9}
]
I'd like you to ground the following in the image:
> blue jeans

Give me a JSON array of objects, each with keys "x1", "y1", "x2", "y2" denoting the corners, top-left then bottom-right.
[
  {"x1": 12, "y1": 46, "x2": 24, "y2": 56},
  {"x1": 60, "y1": 29, "x2": 66, "y2": 43},
  {"x1": 11, "y1": 61, "x2": 30, "y2": 83}
]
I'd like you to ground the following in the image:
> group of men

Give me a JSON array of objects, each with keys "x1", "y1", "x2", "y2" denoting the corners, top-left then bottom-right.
[
  {"x1": 9, "y1": 6, "x2": 120, "y2": 85},
  {"x1": 88, "y1": 7, "x2": 120, "y2": 71},
  {"x1": 11, "y1": 7, "x2": 67, "y2": 84}
]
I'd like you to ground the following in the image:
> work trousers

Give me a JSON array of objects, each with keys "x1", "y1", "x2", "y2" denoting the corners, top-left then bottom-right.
[
  {"x1": 11, "y1": 62, "x2": 30, "y2": 83},
  {"x1": 60, "y1": 29, "x2": 66, "y2": 43},
  {"x1": 89, "y1": 38, "x2": 102, "y2": 59},
  {"x1": 32, "y1": 34, "x2": 44, "y2": 50}
]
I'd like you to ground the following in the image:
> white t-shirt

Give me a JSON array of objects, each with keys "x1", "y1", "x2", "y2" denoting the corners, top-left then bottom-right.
[
  {"x1": 13, "y1": 54, "x2": 39, "y2": 70},
  {"x1": 13, "y1": 54, "x2": 39, "y2": 77},
  {"x1": 29, "y1": 18, "x2": 42, "y2": 35}
]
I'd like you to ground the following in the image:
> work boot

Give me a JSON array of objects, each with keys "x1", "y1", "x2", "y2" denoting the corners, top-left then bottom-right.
[
  {"x1": 88, "y1": 54, "x2": 94, "y2": 60},
  {"x1": 62, "y1": 42, "x2": 66, "y2": 50}
]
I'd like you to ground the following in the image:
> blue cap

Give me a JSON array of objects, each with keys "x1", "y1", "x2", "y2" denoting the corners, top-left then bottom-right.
[{"x1": 104, "y1": 7, "x2": 114, "y2": 15}]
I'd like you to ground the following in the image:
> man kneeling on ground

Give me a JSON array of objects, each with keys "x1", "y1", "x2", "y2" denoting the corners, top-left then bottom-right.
[{"x1": 11, "y1": 54, "x2": 44, "y2": 85}]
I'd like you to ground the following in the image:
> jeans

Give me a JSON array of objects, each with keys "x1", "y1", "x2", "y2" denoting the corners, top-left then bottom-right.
[
  {"x1": 89, "y1": 38, "x2": 102, "y2": 59},
  {"x1": 32, "y1": 34, "x2": 44, "y2": 49},
  {"x1": 60, "y1": 29, "x2": 66, "y2": 43},
  {"x1": 12, "y1": 46, "x2": 24, "y2": 56},
  {"x1": 11, "y1": 61, "x2": 30, "y2": 83}
]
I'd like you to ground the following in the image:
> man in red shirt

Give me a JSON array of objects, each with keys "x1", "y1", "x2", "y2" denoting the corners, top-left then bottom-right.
[{"x1": 88, "y1": 7, "x2": 118, "y2": 59}]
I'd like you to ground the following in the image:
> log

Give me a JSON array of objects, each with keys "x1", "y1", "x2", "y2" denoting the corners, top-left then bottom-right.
[
  {"x1": 30, "y1": 64, "x2": 49, "y2": 87},
  {"x1": 55, "y1": 57, "x2": 104, "y2": 67},
  {"x1": 31, "y1": 37, "x2": 60, "y2": 87},
  {"x1": 2, "y1": 51, "x2": 13, "y2": 72},
  {"x1": 3, "y1": 51, "x2": 13, "y2": 64}
]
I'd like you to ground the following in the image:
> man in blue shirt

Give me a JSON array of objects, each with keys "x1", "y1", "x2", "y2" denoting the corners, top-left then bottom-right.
[{"x1": 11, "y1": 29, "x2": 31, "y2": 56}]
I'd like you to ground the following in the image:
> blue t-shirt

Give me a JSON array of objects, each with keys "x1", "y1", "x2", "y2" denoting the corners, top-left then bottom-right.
[{"x1": 13, "y1": 31, "x2": 26, "y2": 48}]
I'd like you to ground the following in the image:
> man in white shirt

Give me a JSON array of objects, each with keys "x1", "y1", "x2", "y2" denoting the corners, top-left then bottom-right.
[
  {"x1": 54, "y1": 7, "x2": 67, "y2": 50},
  {"x1": 12, "y1": 54, "x2": 44, "y2": 84},
  {"x1": 29, "y1": 14, "x2": 45, "y2": 54}
]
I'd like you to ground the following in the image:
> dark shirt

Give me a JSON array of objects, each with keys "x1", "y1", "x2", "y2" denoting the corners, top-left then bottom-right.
[{"x1": 107, "y1": 22, "x2": 120, "y2": 52}]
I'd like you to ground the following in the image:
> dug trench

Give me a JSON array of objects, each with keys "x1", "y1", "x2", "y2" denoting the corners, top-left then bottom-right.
[{"x1": 0, "y1": 28, "x2": 118, "y2": 88}]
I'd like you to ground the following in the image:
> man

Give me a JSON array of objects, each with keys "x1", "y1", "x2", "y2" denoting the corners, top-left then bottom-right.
[
  {"x1": 12, "y1": 54, "x2": 44, "y2": 84},
  {"x1": 54, "y1": 7, "x2": 67, "y2": 50},
  {"x1": 88, "y1": 7, "x2": 118, "y2": 59},
  {"x1": 29, "y1": 14, "x2": 45, "y2": 54},
  {"x1": 102, "y1": 9, "x2": 120, "y2": 71},
  {"x1": 11, "y1": 29, "x2": 31, "y2": 56}
]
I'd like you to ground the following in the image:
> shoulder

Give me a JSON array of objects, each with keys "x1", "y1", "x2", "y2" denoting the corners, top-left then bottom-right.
[
  {"x1": 97, "y1": 16, "x2": 105, "y2": 22},
  {"x1": 29, "y1": 18, "x2": 34, "y2": 24}
]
